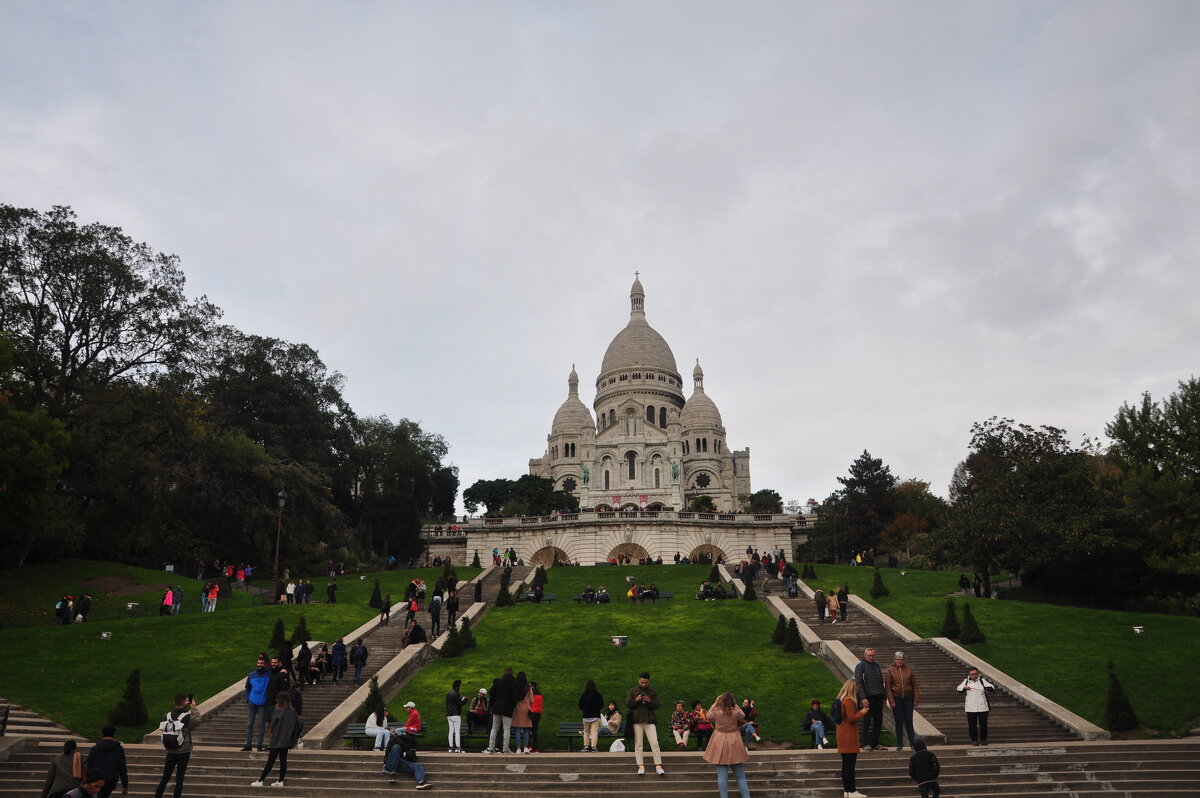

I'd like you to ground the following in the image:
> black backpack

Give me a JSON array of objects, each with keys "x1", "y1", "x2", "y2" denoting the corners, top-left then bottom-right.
[{"x1": 831, "y1": 696, "x2": 842, "y2": 725}]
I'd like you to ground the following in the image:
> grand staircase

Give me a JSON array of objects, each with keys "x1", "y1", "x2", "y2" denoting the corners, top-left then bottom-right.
[
  {"x1": 0, "y1": 699, "x2": 82, "y2": 744},
  {"x1": 193, "y1": 622, "x2": 412, "y2": 748},
  {"x1": 1, "y1": 738, "x2": 1196, "y2": 796},
  {"x1": 776, "y1": 594, "x2": 1078, "y2": 745}
]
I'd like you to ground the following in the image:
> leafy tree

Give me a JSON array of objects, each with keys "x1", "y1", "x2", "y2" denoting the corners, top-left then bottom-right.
[
  {"x1": 269, "y1": 618, "x2": 287, "y2": 651},
  {"x1": 940, "y1": 598, "x2": 961, "y2": 639},
  {"x1": 809, "y1": 451, "x2": 897, "y2": 563},
  {"x1": 368, "y1": 579, "x2": 383, "y2": 609},
  {"x1": 463, "y1": 475, "x2": 578, "y2": 517},
  {"x1": 881, "y1": 480, "x2": 948, "y2": 561},
  {"x1": 740, "y1": 489, "x2": 783, "y2": 513},
  {"x1": 0, "y1": 204, "x2": 219, "y2": 419},
  {"x1": 783, "y1": 618, "x2": 803, "y2": 652},
  {"x1": 1106, "y1": 378, "x2": 1200, "y2": 593},
  {"x1": 870, "y1": 567, "x2": 890, "y2": 599},
  {"x1": 1103, "y1": 661, "x2": 1139, "y2": 732},
  {"x1": 689, "y1": 494, "x2": 717, "y2": 512},
  {"x1": 531, "y1": 565, "x2": 548, "y2": 589},
  {"x1": 356, "y1": 676, "x2": 386, "y2": 723},
  {"x1": 292, "y1": 616, "x2": 311, "y2": 647},
  {"x1": 108, "y1": 668, "x2": 148, "y2": 727},
  {"x1": 772, "y1": 614, "x2": 787, "y2": 645},
  {"x1": 959, "y1": 603, "x2": 985, "y2": 643}
]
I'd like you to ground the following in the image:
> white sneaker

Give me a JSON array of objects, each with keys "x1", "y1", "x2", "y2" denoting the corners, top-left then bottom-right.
[
  {"x1": 271, "y1": 782, "x2": 284, "y2": 787},
  {"x1": 847, "y1": 792, "x2": 869, "y2": 798},
  {"x1": 817, "y1": 741, "x2": 825, "y2": 749},
  {"x1": 250, "y1": 781, "x2": 264, "y2": 787},
  {"x1": 656, "y1": 766, "x2": 666, "y2": 776}
]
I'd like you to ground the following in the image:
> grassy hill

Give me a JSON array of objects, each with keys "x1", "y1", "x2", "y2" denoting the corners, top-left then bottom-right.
[
  {"x1": 386, "y1": 564, "x2": 842, "y2": 750},
  {"x1": 803, "y1": 564, "x2": 1200, "y2": 735},
  {"x1": 0, "y1": 560, "x2": 475, "y2": 741}
]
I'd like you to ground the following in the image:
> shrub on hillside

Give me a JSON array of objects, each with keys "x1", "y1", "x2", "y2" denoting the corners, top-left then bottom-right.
[
  {"x1": 742, "y1": 579, "x2": 757, "y2": 600},
  {"x1": 1104, "y1": 661, "x2": 1139, "y2": 732},
  {"x1": 442, "y1": 562, "x2": 458, "y2": 587},
  {"x1": 368, "y1": 579, "x2": 383, "y2": 609},
  {"x1": 531, "y1": 565, "x2": 547, "y2": 588},
  {"x1": 460, "y1": 619, "x2": 477, "y2": 649},
  {"x1": 441, "y1": 622, "x2": 463, "y2": 658},
  {"x1": 471, "y1": 550, "x2": 481, "y2": 568},
  {"x1": 108, "y1": 668, "x2": 148, "y2": 727},
  {"x1": 292, "y1": 616, "x2": 311, "y2": 646},
  {"x1": 783, "y1": 618, "x2": 803, "y2": 653},
  {"x1": 870, "y1": 567, "x2": 890, "y2": 599},
  {"x1": 772, "y1": 614, "x2": 787, "y2": 646},
  {"x1": 494, "y1": 580, "x2": 514, "y2": 607},
  {"x1": 269, "y1": 618, "x2": 287, "y2": 651},
  {"x1": 357, "y1": 676, "x2": 386, "y2": 723},
  {"x1": 708, "y1": 564, "x2": 720, "y2": 583},
  {"x1": 960, "y1": 603, "x2": 986, "y2": 644},
  {"x1": 940, "y1": 599, "x2": 961, "y2": 639}
]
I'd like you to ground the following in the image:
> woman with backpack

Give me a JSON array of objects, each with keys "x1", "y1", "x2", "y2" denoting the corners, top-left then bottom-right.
[{"x1": 251, "y1": 692, "x2": 298, "y2": 788}]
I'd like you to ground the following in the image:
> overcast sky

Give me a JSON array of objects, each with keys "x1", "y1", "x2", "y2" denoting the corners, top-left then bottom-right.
[{"x1": 4, "y1": 1, "x2": 1198, "y2": 510}]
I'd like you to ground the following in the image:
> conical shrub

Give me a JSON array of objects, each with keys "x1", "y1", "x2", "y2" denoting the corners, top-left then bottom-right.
[
  {"x1": 783, "y1": 618, "x2": 803, "y2": 653},
  {"x1": 870, "y1": 567, "x2": 890, "y2": 598},
  {"x1": 471, "y1": 550, "x2": 481, "y2": 568},
  {"x1": 357, "y1": 676, "x2": 386, "y2": 722},
  {"x1": 940, "y1": 598, "x2": 961, "y2": 639},
  {"x1": 460, "y1": 619, "x2": 478, "y2": 649},
  {"x1": 494, "y1": 580, "x2": 514, "y2": 607},
  {"x1": 772, "y1": 614, "x2": 787, "y2": 645},
  {"x1": 441, "y1": 622, "x2": 463, "y2": 658},
  {"x1": 960, "y1": 603, "x2": 986, "y2": 643},
  {"x1": 368, "y1": 579, "x2": 383, "y2": 609},
  {"x1": 742, "y1": 579, "x2": 757, "y2": 600},
  {"x1": 108, "y1": 668, "x2": 148, "y2": 727},
  {"x1": 808, "y1": 563, "x2": 818, "y2": 581},
  {"x1": 292, "y1": 615, "x2": 311, "y2": 646},
  {"x1": 708, "y1": 564, "x2": 721, "y2": 583},
  {"x1": 269, "y1": 618, "x2": 286, "y2": 651},
  {"x1": 1103, "y1": 661, "x2": 1139, "y2": 732}
]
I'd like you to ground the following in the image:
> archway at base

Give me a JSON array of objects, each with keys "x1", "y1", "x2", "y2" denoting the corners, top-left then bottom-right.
[
  {"x1": 608, "y1": 543, "x2": 650, "y2": 563},
  {"x1": 529, "y1": 546, "x2": 571, "y2": 567},
  {"x1": 688, "y1": 544, "x2": 726, "y2": 564}
]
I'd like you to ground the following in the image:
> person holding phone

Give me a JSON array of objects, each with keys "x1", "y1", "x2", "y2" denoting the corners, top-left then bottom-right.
[
  {"x1": 956, "y1": 668, "x2": 996, "y2": 745},
  {"x1": 153, "y1": 693, "x2": 200, "y2": 798}
]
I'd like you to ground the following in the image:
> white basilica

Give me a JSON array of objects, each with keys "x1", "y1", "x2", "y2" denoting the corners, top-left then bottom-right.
[{"x1": 529, "y1": 276, "x2": 751, "y2": 512}]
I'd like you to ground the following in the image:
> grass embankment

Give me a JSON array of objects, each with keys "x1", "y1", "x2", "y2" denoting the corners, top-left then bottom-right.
[
  {"x1": 0, "y1": 561, "x2": 476, "y2": 742},
  {"x1": 803, "y1": 564, "x2": 1200, "y2": 735},
  {"x1": 387, "y1": 564, "x2": 841, "y2": 750}
]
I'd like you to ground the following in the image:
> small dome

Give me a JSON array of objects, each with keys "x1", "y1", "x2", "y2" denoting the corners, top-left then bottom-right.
[
  {"x1": 693, "y1": 360, "x2": 704, "y2": 378},
  {"x1": 552, "y1": 366, "x2": 594, "y2": 433},
  {"x1": 681, "y1": 388, "x2": 723, "y2": 429}
]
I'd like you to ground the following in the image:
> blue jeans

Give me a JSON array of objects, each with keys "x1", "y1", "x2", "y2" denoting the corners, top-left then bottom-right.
[
  {"x1": 810, "y1": 719, "x2": 826, "y2": 746},
  {"x1": 741, "y1": 721, "x2": 757, "y2": 743},
  {"x1": 245, "y1": 703, "x2": 268, "y2": 747},
  {"x1": 715, "y1": 763, "x2": 750, "y2": 798},
  {"x1": 354, "y1": 664, "x2": 364, "y2": 685},
  {"x1": 384, "y1": 747, "x2": 426, "y2": 782},
  {"x1": 892, "y1": 696, "x2": 915, "y2": 748}
]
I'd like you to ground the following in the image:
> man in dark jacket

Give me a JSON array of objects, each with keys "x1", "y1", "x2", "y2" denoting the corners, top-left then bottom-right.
[
  {"x1": 814, "y1": 588, "x2": 827, "y2": 624},
  {"x1": 625, "y1": 672, "x2": 664, "y2": 775},
  {"x1": 242, "y1": 656, "x2": 271, "y2": 751},
  {"x1": 485, "y1": 668, "x2": 518, "y2": 753},
  {"x1": 855, "y1": 648, "x2": 886, "y2": 750},
  {"x1": 405, "y1": 621, "x2": 427, "y2": 647},
  {"x1": 908, "y1": 737, "x2": 941, "y2": 797},
  {"x1": 153, "y1": 693, "x2": 201, "y2": 798},
  {"x1": 349, "y1": 639, "x2": 368, "y2": 686},
  {"x1": 85, "y1": 726, "x2": 128, "y2": 797},
  {"x1": 265, "y1": 657, "x2": 292, "y2": 723},
  {"x1": 383, "y1": 732, "x2": 431, "y2": 789}
]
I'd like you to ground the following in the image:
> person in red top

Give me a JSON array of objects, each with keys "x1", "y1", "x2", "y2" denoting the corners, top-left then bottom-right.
[
  {"x1": 528, "y1": 682, "x2": 544, "y2": 752},
  {"x1": 402, "y1": 702, "x2": 422, "y2": 735},
  {"x1": 836, "y1": 678, "x2": 871, "y2": 798}
]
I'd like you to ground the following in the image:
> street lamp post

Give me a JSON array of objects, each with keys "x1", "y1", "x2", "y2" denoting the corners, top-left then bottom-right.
[{"x1": 271, "y1": 489, "x2": 287, "y2": 590}]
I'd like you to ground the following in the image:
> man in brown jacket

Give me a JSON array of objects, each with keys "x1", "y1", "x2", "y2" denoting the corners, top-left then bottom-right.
[{"x1": 885, "y1": 651, "x2": 920, "y2": 750}]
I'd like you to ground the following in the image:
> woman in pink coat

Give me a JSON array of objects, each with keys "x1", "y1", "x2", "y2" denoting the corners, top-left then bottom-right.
[{"x1": 702, "y1": 692, "x2": 751, "y2": 798}]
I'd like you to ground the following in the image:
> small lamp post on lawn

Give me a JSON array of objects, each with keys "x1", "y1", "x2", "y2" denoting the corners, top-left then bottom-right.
[{"x1": 271, "y1": 489, "x2": 287, "y2": 588}]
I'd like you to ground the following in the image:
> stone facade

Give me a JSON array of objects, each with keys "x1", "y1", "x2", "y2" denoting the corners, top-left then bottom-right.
[{"x1": 529, "y1": 276, "x2": 751, "y2": 512}]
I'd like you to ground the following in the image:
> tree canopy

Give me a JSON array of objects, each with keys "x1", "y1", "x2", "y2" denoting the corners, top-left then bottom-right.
[{"x1": 463, "y1": 474, "x2": 577, "y2": 517}]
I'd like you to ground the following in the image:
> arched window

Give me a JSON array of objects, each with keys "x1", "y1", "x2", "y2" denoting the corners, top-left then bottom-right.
[
  {"x1": 659, "y1": 407, "x2": 667, "y2": 427},
  {"x1": 646, "y1": 405, "x2": 655, "y2": 423},
  {"x1": 682, "y1": 440, "x2": 689, "y2": 455},
  {"x1": 654, "y1": 468, "x2": 661, "y2": 488},
  {"x1": 604, "y1": 470, "x2": 610, "y2": 489},
  {"x1": 714, "y1": 440, "x2": 721, "y2": 453},
  {"x1": 570, "y1": 443, "x2": 576, "y2": 457},
  {"x1": 609, "y1": 409, "x2": 616, "y2": 426},
  {"x1": 703, "y1": 438, "x2": 709, "y2": 452},
  {"x1": 626, "y1": 452, "x2": 637, "y2": 480},
  {"x1": 696, "y1": 438, "x2": 702, "y2": 453}
]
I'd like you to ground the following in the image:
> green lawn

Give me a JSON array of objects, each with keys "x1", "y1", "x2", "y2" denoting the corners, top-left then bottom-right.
[
  {"x1": 804, "y1": 564, "x2": 1200, "y2": 735},
  {"x1": 0, "y1": 562, "x2": 476, "y2": 742},
  {"x1": 386, "y1": 564, "x2": 841, "y2": 750}
]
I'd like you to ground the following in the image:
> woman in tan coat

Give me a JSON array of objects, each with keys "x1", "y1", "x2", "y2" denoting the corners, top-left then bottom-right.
[
  {"x1": 836, "y1": 678, "x2": 871, "y2": 798},
  {"x1": 702, "y1": 692, "x2": 751, "y2": 798}
]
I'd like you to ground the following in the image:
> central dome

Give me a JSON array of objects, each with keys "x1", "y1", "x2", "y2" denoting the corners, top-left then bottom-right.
[{"x1": 599, "y1": 276, "x2": 680, "y2": 376}]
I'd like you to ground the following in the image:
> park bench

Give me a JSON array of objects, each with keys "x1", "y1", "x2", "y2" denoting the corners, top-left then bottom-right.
[
  {"x1": 343, "y1": 721, "x2": 425, "y2": 749},
  {"x1": 557, "y1": 720, "x2": 625, "y2": 752}
]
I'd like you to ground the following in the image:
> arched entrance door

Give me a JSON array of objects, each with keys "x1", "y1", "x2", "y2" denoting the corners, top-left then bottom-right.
[
  {"x1": 608, "y1": 543, "x2": 650, "y2": 563},
  {"x1": 688, "y1": 544, "x2": 726, "y2": 564},
  {"x1": 529, "y1": 546, "x2": 570, "y2": 567}
]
